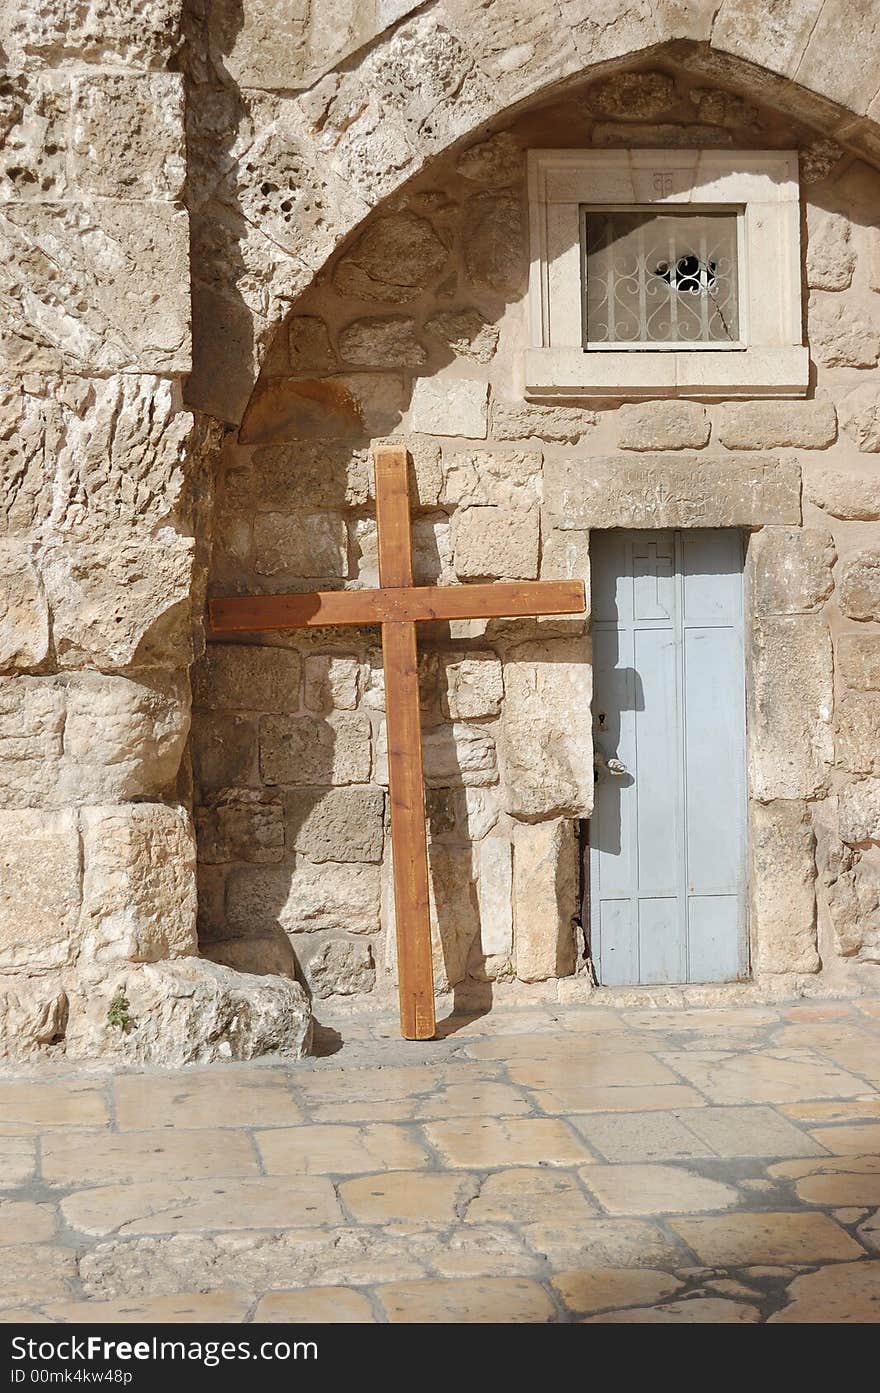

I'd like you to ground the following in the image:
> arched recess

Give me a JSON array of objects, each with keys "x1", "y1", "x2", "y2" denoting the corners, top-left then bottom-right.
[{"x1": 185, "y1": 0, "x2": 880, "y2": 425}]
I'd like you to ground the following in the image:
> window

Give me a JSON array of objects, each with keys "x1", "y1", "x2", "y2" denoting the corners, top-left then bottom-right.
[{"x1": 526, "y1": 150, "x2": 807, "y2": 399}]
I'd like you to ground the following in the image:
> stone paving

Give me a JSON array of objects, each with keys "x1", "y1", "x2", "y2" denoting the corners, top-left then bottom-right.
[{"x1": 3, "y1": 996, "x2": 880, "y2": 1323}]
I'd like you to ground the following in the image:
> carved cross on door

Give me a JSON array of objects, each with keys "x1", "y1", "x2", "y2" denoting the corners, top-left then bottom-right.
[{"x1": 210, "y1": 445, "x2": 586, "y2": 1039}]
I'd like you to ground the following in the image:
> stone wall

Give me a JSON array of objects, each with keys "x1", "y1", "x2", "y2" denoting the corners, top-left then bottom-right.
[
  {"x1": 4, "y1": 0, "x2": 880, "y2": 1062},
  {"x1": 194, "y1": 65, "x2": 880, "y2": 1014}
]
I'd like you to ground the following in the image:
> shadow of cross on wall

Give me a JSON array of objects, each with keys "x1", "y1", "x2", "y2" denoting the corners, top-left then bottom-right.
[{"x1": 209, "y1": 445, "x2": 586, "y2": 1040}]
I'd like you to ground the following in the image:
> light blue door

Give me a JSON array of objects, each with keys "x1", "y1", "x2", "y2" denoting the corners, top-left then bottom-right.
[{"x1": 589, "y1": 529, "x2": 748, "y2": 985}]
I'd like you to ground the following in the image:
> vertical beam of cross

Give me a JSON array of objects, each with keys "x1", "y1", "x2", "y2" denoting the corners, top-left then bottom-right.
[{"x1": 375, "y1": 448, "x2": 436, "y2": 1040}]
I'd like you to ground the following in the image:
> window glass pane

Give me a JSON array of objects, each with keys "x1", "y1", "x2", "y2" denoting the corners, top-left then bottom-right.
[{"x1": 583, "y1": 209, "x2": 740, "y2": 347}]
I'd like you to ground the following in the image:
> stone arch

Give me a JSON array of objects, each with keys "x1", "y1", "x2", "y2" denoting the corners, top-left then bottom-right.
[{"x1": 187, "y1": 0, "x2": 880, "y2": 423}]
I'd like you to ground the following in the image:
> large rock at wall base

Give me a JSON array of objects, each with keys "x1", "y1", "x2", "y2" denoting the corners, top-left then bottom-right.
[
  {"x1": 78, "y1": 805, "x2": 198, "y2": 971},
  {"x1": 0, "y1": 976, "x2": 68, "y2": 1062},
  {"x1": 64, "y1": 959, "x2": 312, "y2": 1064},
  {"x1": 823, "y1": 845, "x2": 880, "y2": 963},
  {"x1": 0, "y1": 809, "x2": 81, "y2": 973},
  {"x1": 513, "y1": 818, "x2": 578, "y2": 983},
  {"x1": 546, "y1": 455, "x2": 802, "y2": 530},
  {"x1": 751, "y1": 800, "x2": 819, "y2": 975},
  {"x1": 751, "y1": 527, "x2": 836, "y2": 615},
  {"x1": 749, "y1": 617, "x2": 833, "y2": 802},
  {"x1": 498, "y1": 640, "x2": 593, "y2": 820}
]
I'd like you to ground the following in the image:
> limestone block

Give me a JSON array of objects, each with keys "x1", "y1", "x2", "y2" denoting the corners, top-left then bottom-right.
[
  {"x1": 338, "y1": 316, "x2": 426, "y2": 368},
  {"x1": 751, "y1": 801, "x2": 819, "y2": 975},
  {"x1": 498, "y1": 640, "x2": 593, "y2": 820},
  {"x1": 808, "y1": 295, "x2": 880, "y2": 368},
  {"x1": 688, "y1": 88, "x2": 761, "y2": 131},
  {"x1": 749, "y1": 617, "x2": 833, "y2": 801},
  {"x1": 193, "y1": 645, "x2": 302, "y2": 714},
  {"x1": 306, "y1": 939, "x2": 375, "y2": 998},
  {"x1": 0, "y1": 202, "x2": 190, "y2": 373},
  {"x1": 424, "y1": 308, "x2": 499, "y2": 363},
  {"x1": 413, "y1": 514, "x2": 455, "y2": 585},
  {"x1": 804, "y1": 468, "x2": 880, "y2": 520},
  {"x1": 427, "y1": 785, "x2": 500, "y2": 842},
  {"x1": 443, "y1": 449, "x2": 541, "y2": 512},
  {"x1": 409, "y1": 377, "x2": 488, "y2": 438},
  {"x1": 716, "y1": 401, "x2": 837, "y2": 450},
  {"x1": 195, "y1": 790, "x2": 284, "y2": 865},
  {"x1": 284, "y1": 786, "x2": 385, "y2": 863},
  {"x1": 65, "y1": 959, "x2": 312, "y2": 1065},
  {"x1": 751, "y1": 527, "x2": 836, "y2": 615},
  {"x1": 0, "y1": 673, "x2": 189, "y2": 809},
  {"x1": 513, "y1": 818, "x2": 578, "y2": 983},
  {"x1": 42, "y1": 532, "x2": 195, "y2": 670},
  {"x1": 333, "y1": 212, "x2": 448, "y2": 303},
  {"x1": 427, "y1": 844, "x2": 480, "y2": 991},
  {"x1": 455, "y1": 133, "x2": 523, "y2": 186},
  {"x1": 0, "y1": 809, "x2": 80, "y2": 973},
  {"x1": 0, "y1": 0, "x2": 184, "y2": 68},
  {"x1": 839, "y1": 778, "x2": 880, "y2": 844},
  {"x1": 824, "y1": 846, "x2": 880, "y2": 962},
  {"x1": 0, "y1": 977, "x2": 68, "y2": 1061},
  {"x1": 806, "y1": 209, "x2": 855, "y2": 290},
  {"x1": 836, "y1": 693, "x2": 880, "y2": 774},
  {"x1": 476, "y1": 836, "x2": 514, "y2": 958},
  {"x1": 587, "y1": 71, "x2": 676, "y2": 119},
  {"x1": 201, "y1": 935, "x2": 297, "y2": 980},
  {"x1": 840, "y1": 551, "x2": 880, "y2": 620},
  {"x1": 452, "y1": 505, "x2": 539, "y2": 579},
  {"x1": 232, "y1": 444, "x2": 371, "y2": 511},
  {"x1": 79, "y1": 805, "x2": 197, "y2": 968},
  {"x1": 259, "y1": 712, "x2": 371, "y2": 786},
  {"x1": 304, "y1": 655, "x2": 359, "y2": 712},
  {"x1": 441, "y1": 654, "x2": 504, "y2": 720},
  {"x1": 0, "y1": 543, "x2": 48, "y2": 671},
  {"x1": 838, "y1": 634, "x2": 880, "y2": 691},
  {"x1": 839, "y1": 384, "x2": 880, "y2": 452},
  {"x1": 541, "y1": 529, "x2": 590, "y2": 592},
  {"x1": 70, "y1": 74, "x2": 185, "y2": 200},
  {"x1": 421, "y1": 723, "x2": 497, "y2": 788},
  {"x1": 226, "y1": 861, "x2": 381, "y2": 937},
  {"x1": 288, "y1": 317, "x2": 335, "y2": 373},
  {"x1": 616, "y1": 400, "x2": 710, "y2": 450},
  {"x1": 372, "y1": 434, "x2": 443, "y2": 508},
  {"x1": 546, "y1": 455, "x2": 801, "y2": 529},
  {"x1": 253, "y1": 511, "x2": 348, "y2": 578},
  {"x1": 491, "y1": 399, "x2": 597, "y2": 443},
  {"x1": 207, "y1": 0, "x2": 311, "y2": 89},
  {"x1": 191, "y1": 713, "x2": 257, "y2": 794},
  {"x1": 240, "y1": 375, "x2": 405, "y2": 446},
  {"x1": 463, "y1": 193, "x2": 525, "y2": 292},
  {"x1": 0, "y1": 73, "x2": 69, "y2": 203}
]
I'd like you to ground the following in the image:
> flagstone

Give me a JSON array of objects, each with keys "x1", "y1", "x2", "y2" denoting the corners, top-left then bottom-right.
[
  {"x1": 523, "y1": 1218, "x2": 687, "y2": 1269},
  {"x1": 659, "y1": 1050, "x2": 870, "y2": 1104},
  {"x1": 670, "y1": 1212, "x2": 865, "y2": 1266},
  {"x1": 579, "y1": 1164, "x2": 740, "y2": 1216},
  {"x1": 253, "y1": 1288, "x2": 377, "y2": 1322},
  {"x1": 0, "y1": 1136, "x2": 36, "y2": 1187},
  {"x1": 809, "y1": 1123, "x2": 880, "y2": 1153},
  {"x1": 376, "y1": 1276, "x2": 556, "y2": 1323},
  {"x1": 61, "y1": 1176, "x2": 342, "y2": 1237},
  {"x1": 424, "y1": 1117, "x2": 591, "y2": 1168},
  {"x1": 571, "y1": 1111, "x2": 714, "y2": 1162},
  {"x1": 530, "y1": 1084, "x2": 706, "y2": 1114},
  {"x1": 114, "y1": 1070, "x2": 303, "y2": 1130},
  {"x1": 0, "y1": 1202, "x2": 56, "y2": 1245},
  {"x1": 338, "y1": 1172, "x2": 476, "y2": 1226},
  {"x1": 507, "y1": 1053, "x2": 679, "y2": 1089},
  {"x1": 43, "y1": 1293, "x2": 253, "y2": 1323},
  {"x1": 0, "y1": 1083, "x2": 109, "y2": 1133},
  {"x1": 681, "y1": 1105, "x2": 824, "y2": 1158},
  {"x1": 256, "y1": 1123, "x2": 430, "y2": 1175},
  {"x1": 780, "y1": 1098, "x2": 880, "y2": 1125},
  {"x1": 584, "y1": 1297, "x2": 761, "y2": 1323},
  {"x1": 768, "y1": 1155, "x2": 880, "y2": 1206},
  {"x1": 769, "y1": 1261, "x2": 880, "y2": 1322},
  {"x1": 412, "y1": 1082, "x2": 533, "y2": 1119},
  {"x1": 465, "y1": 1169, "x2": 599, "y2": 1225},
  {"x1": 418, "y1": 1224, "x2": 542, "y2": 1278},
  {"x1": 552, "y1": 1267, "x2": 683, "y2": 1315},
  {"x1": 0, "y1": 1248, "x2": 77, "y2": 1307},
  {"x1": 43, "y1": 1129, "x2": 260, "y2": 1186}
]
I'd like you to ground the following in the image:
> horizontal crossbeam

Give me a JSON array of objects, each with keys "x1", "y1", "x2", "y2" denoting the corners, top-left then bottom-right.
[{"x1": 209, "y1": 580, "x2": 586, "y2": 634}]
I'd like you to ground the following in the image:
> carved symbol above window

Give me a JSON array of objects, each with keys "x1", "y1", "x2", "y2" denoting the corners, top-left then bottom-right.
[{"x1": 582, "y1": 208, "x2": 741, "y2": 349}]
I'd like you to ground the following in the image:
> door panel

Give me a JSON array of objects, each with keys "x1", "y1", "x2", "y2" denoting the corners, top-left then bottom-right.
[{"x1": 589, "y1": 529, "x2": 747, "y2": 986}]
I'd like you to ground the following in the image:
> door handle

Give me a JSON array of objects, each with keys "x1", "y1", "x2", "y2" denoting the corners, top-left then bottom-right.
[{"x1": 594, "y1": 752, "x2": 630, "y2": 778}]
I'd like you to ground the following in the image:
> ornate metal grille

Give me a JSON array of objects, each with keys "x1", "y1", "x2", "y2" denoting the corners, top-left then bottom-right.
[{"x1": 582, "y1": 209, "x2": 741, "y2": 348}]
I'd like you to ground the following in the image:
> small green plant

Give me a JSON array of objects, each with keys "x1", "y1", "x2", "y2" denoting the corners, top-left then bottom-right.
[{"x1": 107, "y1": 993, "x2": 132, "y2": 1032}]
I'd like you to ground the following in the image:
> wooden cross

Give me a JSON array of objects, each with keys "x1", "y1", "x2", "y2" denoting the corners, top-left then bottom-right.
[{"x1": 210, "y1": 445, "x2": 586, "y2": 1040}]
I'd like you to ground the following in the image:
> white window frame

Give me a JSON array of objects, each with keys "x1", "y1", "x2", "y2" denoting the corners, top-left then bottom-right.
[{"x1": 525, "y1": 149, "x2": 808, "y2": 400}]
